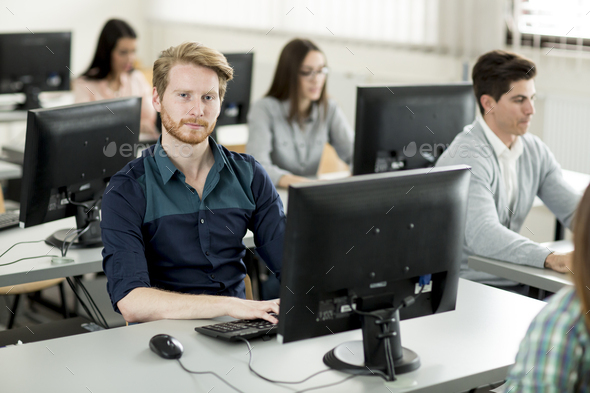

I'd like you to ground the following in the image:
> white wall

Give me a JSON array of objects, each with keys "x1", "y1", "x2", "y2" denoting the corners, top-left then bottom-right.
[{"x1": 146, "y1": 21, "x2": 465, "y2": 128}]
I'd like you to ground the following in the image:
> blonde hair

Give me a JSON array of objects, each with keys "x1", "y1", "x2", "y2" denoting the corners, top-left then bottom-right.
[{"x1": 153, "y1": 42, "x2": 233, "y2": 101}]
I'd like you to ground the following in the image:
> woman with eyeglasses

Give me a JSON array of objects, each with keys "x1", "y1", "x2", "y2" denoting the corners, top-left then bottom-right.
[
  {"x1": 73, "y1": 19, "x2": 157, "y2": 139},
  {"x1": 247, "y1": 38, "x2": 353, "y2": 188}
]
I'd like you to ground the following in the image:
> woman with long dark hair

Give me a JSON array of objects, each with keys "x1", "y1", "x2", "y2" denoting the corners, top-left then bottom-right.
[
  {"x1": 247, "y1": 38, "x2": 353, "y2": 188},
  {"x1": 503, "y1": 187, "x2": 588, "y2": 391},
  {"x1": 73, "y1": 19, "x2": 157, "y2": 138}
]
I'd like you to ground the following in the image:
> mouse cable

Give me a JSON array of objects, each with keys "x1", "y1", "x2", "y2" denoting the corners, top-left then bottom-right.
[
  {"x1": 0, "y1": 240, "x2": 59, "y2": 267},
  {"x1": 293, "y1": 374, "x2": 357, "y2": 393},
  {"x1": 236, "y1": 336, "x2": 338, "y2": 384},
  {"x1": 176, "y1": 359, "x2": 246, "y2": 393}
]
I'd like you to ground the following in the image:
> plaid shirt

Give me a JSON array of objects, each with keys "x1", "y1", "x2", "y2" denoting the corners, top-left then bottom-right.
[{"x1": 504, "y1": 286, "x2": 590, "y2": 392}]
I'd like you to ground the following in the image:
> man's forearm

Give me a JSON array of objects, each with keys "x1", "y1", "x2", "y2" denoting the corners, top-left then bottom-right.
[{"x1": 117, "y1": 287, "x2": 230, "y2": 323}]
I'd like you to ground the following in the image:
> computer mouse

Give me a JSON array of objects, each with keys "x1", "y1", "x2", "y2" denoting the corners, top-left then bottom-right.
[{"x1": 149, "y1": 334, "x2": 184, "y2": 360}]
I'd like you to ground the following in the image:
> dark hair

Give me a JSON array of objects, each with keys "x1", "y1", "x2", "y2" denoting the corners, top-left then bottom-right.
[
  {"x1": 574, "y1": 186, "x2": 590, "y2": 332},
  {"x1": 472, "y1": 50, "x2": 536, "y2": 115},
  {"x1": 266, "y1": 38, "x2": 328, "y2": 123},
  {"x1": 82, "y1": 19, "x2": 137, "y2": 80}
]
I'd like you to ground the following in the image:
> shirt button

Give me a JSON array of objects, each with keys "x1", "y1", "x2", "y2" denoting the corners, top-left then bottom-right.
[
  {"x1": 206, "y1": 251, "x2": 210, "y2": 256},
  {"x1": 200, "y1": 219, "x2": 205, "y2": 224},
  {"x1": 210, "y1": 274, "x2": 215, "y2": 279}
]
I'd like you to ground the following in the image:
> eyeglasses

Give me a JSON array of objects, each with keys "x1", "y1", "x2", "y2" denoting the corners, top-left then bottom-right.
[{"x1": 299, "y1": 67, "x2": 329, "y2": 79}]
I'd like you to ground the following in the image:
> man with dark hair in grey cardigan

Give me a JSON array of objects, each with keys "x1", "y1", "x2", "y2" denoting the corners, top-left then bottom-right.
[{"x1": 436, "y1": 50, "x2": 581, "y2": 291}]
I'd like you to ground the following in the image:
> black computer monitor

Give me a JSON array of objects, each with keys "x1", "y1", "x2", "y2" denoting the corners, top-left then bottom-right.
[
  {"x1": 19, "y1": 97, "x2": 141, "y2": 250},
  {"x1": 353, "y1": 83, "x2": 476, "y2": 175},
  {"x1": 217, "y1": 53, "x2": 253, "y2": 127},
  {"x1": 277, "y1": 165, "x2": 470, "y2": 381},
  {"x1": 0, "y1": 32, "x2": 71, "y2": 110}
]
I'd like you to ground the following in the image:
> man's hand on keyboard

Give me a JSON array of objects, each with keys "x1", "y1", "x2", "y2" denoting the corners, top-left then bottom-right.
[{"x1": 225, "y1": 298, "x2": 280, "y2": 324}]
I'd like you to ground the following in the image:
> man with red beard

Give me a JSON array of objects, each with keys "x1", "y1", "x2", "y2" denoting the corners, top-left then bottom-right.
[{"x1": 101, "y1": 42, "x2": 284, "y2": 324}]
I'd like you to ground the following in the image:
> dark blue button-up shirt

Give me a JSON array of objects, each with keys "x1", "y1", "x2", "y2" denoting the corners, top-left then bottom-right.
[{"x1": 101, "y1": 137, "x2": 285, "y2": 312}]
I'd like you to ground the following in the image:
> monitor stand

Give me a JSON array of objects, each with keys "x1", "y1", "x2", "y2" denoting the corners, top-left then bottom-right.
[
  {"x1": 46, "y1": 203, "x2": 103, "y2": 250},
  {"x1": 15, "y1": 85, "x2": 42, "y2": 111},
  {"x1": 323, "y1": 308, "x2": 420, "y2": 381}
]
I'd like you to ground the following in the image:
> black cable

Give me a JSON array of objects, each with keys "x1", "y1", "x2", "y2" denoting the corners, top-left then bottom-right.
[
  {"x1": 0, "y1": 240, "x2": 59, "y2": 266},
  {"x1": 0, "y1": 254, "x2": 60, "y2": 267},
  {"x1": 236, "y1": 336, "x2": 333, "y2": 384},
  {"x1": 74, "y1": 276, "x2": 107, "y2": 328},
  {"x1": 63, "y1": 225, "x2": 91, "y2": 257},
  {"x1": 66, "y1": 277, "x2": 101, "y2": 327},
  {"x1": 293, "y1": 375, "x2": 357, "y2": 393},
  {"x1": 66, "y1": 194, "x2": 92, "y2": 210},
  {"x1": 60, "y1": 228, "x2": 82, "y2": 257},
  {"x1": 176, "y1": 359, "x2": 246, "y2": 393},
  {"x1": 66, "y1": 277, "x2": 97, "y2": 324},
  {"x1": 74, "y1": 276, "x2": 109, "y2": 329},
  {"x1": 61, "y1": 194, "x2": 102, "y2": 257},
  {"x1": 350, "y1": 284, "x2": 427, "y2": 381}
]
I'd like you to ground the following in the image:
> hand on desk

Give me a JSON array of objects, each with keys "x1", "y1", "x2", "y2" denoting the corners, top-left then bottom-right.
[
  {"x1": 544, "y1": 251, "x2": 573, "y2": 273},
  {"x1": 225, "y1": 297, "x2": 280, "y2": 324}
]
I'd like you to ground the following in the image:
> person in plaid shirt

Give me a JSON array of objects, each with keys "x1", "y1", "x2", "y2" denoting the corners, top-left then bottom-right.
[{"x1": 503, "y1": 186, "x2": 590, "y2": 392}]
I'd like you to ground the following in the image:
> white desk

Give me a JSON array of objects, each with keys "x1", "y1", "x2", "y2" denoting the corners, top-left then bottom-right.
[
  {"x1": 0, "y1": 110, "x2": 27, "y2": 123},
  {"x1": 468, "y1": 240, "x2": 573, "y2": 293},
  {"x1": 0, "y1": 218, "x2": 103, "y2": 287},
  {"x1": 0, "y1": 279, "x2": 545, "y2": 393},
  {"x1": 0, "y1": 160, "x2": 21, "y2": 179}
]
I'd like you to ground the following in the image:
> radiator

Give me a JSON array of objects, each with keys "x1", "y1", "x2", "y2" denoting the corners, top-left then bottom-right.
[{"x1": 543, "y1": 94, "x2": 590, "y2": 175}]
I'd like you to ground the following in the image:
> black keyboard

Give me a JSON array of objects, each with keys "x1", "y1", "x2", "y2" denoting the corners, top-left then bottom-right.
[
  {"x1": 195, "y1": 314, "x2": 279, "y2": 341},
  {"x1": 0, "y1": 211, "x2": 19, "y2": 232}
]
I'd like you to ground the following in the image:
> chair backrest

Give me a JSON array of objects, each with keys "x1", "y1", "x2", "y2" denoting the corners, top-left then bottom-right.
[
  {"x1": 244, "y1": 274, "x2": 254, "y2": 300},
  {"x1": 0, "y1": 187, "x2": 5, "y2": 213}
]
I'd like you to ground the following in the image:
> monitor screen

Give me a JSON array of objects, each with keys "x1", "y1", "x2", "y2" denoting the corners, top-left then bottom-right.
[
  {"x1": 217, "y1": 53, "x2": 253, "y2": 127},
  {"x1": 0, "y1": 32, "x2": 71, "y2": 110},
  {"x1": 353, "y1": 83, "x2": 476, "y2": 175},
  {"x1": 19, "y1": 97, "x2": 141, "y2": 249},
  {"x1": 277, "y1": 165, "x2": 470, "y2": 379}
]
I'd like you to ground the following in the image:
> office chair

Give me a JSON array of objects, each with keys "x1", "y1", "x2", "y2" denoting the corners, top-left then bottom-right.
[
  {"x1": 244, "y1": 274, "x2": 253, "y2": 300},
  {"x1": 0, "y1": 188, "x2": 68, "y2": 329},
  {"x1": 318, "y1": 143, "x2": 349, "y2": 174},
  {"x1": 0, "y1": 279, "x2": 68, "y2": 329}
]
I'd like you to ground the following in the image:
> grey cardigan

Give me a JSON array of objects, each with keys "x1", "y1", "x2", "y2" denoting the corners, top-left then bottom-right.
[
  {"x1": 246, "y1": 97, "x2": 353, "y2": 185},
  {"x1": 435, "y1": 120, "x2": 581, "y2": 286}
]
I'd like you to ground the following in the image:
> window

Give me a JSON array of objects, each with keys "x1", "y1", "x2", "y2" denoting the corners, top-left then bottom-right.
[
  {"x1": 507, "y1": 0, "x2": 590, "y2": 51},
  {"x1": 149, "y1": 0, "x2": 438, "y2": 47}
]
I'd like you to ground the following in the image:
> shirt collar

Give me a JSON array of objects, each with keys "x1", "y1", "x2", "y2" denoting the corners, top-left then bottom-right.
[
  {"x1": 478, "y1": 116, "x2": 523, "y2": 161},
  {"x1": 154, "y1": 136, "x2": 228, "y2": 185}
]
